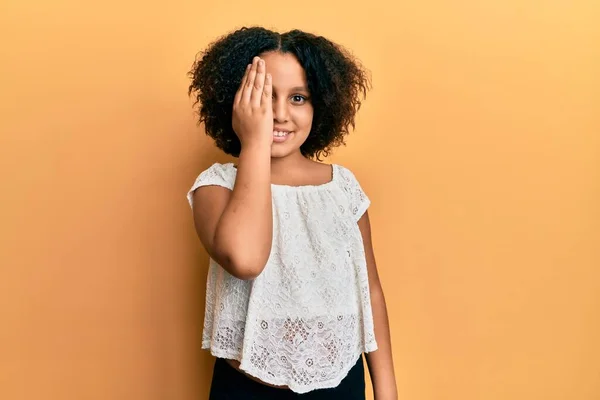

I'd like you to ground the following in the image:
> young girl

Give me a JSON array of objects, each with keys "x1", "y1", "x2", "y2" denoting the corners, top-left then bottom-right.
[{"x1": 186, "y1": 27, "x2": 397, "y2": 399}]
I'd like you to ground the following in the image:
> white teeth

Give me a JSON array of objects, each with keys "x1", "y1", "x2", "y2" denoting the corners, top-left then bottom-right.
[{"x1": 273, "y1": 131, "x2": 290, "y2": 137}]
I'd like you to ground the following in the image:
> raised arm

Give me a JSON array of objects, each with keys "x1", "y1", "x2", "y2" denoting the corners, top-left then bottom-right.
[{"x1": 191, "y1": 56, "x2": 274, "y2": 280}]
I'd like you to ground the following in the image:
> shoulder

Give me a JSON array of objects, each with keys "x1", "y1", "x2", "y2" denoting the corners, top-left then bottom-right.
[
  {"x1": 193, "y1": 163, "x2": 235, "y2": 187},
  {"x1": 187, "y1": 162, "x2": 236, "y2": 207},
  {"x1": 334, "y1": 163, "x2": 363, "y2": 187},
  {"x1": 198, "y1": 162, "x2": 236, "y2": 182},
  {"x1": 333, "y1": 163, "x2": 371, "y2": 221},
  {"x1": 201, "y1": 162, "x2": 235, "y2": 176}
]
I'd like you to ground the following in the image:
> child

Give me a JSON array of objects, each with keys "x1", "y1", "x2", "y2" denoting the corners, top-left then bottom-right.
[{"x1": 186, "y1": 27, "x2": 397, "y2": 399}]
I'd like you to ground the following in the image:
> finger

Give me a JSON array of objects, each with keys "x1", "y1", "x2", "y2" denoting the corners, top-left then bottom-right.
[
  {"x1": 262, "y1": 73, "x2": 272, "y2": 107},
  {"x1": 242, "y1": 57, "x2": 259, "y2": 103},
  {"x1": 242, "y1": 57, "x2": 259, "y2": 102},
  {"x1": 251, "y1": 59, "x2": 266, "y2": 107},
  {"x1": 234, "y1": 64, "x2": 251, "y2": 106}
]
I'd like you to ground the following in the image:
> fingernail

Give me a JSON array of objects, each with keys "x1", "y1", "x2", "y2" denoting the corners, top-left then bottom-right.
[{"x1": 259, "y1": 60, "x2": 264, "y2": 66}]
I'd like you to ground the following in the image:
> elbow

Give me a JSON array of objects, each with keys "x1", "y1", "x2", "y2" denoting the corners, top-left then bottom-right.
[
  {"x1": 215, "y1": 249, "x2": 268, "y2": 280},
  {"x1": 229, "y1": 258, "x2": 266, "y2": 280},
  {"x1": 234, "y1": 268, "x2": 263, "y2": 281},
  {"x1": 212, "y1": 230, "x2": 270, "y2": 280}
]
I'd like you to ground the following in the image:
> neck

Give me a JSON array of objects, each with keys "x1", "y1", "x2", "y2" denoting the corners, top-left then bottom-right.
[{"x1": 270, "y1": 150, "x2": 312, "y2": 176}]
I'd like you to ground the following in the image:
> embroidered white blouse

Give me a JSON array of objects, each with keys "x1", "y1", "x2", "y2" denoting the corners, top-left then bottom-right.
[{"x1": 187, "y1": 162, "x2": 378, "y2": 394}]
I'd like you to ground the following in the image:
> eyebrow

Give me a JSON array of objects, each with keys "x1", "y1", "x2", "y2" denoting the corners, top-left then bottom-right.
[{"x1": 290, "y1": 86, "x2": 310, "y2": 93}]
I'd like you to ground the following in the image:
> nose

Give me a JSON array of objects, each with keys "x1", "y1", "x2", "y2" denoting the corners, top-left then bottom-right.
[{"x1": 272, "y1": 97, "x2": 289, "y2": 123}]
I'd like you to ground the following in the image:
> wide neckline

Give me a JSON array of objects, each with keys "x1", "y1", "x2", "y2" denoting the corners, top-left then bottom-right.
[{"x1": 229, "y1": 162, "x2": 337, "y2": 190}]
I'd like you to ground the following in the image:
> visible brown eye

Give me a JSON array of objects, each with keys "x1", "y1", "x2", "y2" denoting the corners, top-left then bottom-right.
[{"x1": 291, "y1": 95, "x2": 307, "y2": 105}]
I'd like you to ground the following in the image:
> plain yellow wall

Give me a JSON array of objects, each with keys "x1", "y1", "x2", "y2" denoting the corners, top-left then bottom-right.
[{"x1": 1, "y1": 0, "x2": 599, "y2": 399}]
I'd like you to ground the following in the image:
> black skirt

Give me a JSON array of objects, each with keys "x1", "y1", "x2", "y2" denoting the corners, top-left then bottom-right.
[{"x1": 209, "y1": 354, "x2": 366, "y2": 399}]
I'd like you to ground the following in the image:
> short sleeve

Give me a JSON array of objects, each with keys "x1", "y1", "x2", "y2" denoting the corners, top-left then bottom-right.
[
  {"x1": 186, "y1": 163, "x2": 235, "y2": 208},
  {"x1": 337, "y1": 165, "x2": 371, "y2": 221}
]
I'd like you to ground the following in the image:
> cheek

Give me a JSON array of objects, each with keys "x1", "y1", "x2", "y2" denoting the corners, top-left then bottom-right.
[{"x1": 291, "y1": 106, "x2": 314, "y2": 129}]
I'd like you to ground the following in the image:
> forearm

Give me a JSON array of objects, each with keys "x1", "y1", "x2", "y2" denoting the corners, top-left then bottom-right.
[
  {"x1": 214, "y1": 144, "x2": 272, "y2": 278},
  {"x1": 366, "y1": 288, "x2": 398, "y2": 400}
]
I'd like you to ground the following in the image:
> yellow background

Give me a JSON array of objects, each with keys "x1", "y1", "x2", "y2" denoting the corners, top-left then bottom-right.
[{"x1": 1, "y1": 0, "x2": 599, "y2": 399}]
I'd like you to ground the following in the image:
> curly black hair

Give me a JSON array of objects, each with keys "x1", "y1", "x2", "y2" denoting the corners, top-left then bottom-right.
[{"x1": 188, "y1": 27, "x2": 371, "y2": 160}]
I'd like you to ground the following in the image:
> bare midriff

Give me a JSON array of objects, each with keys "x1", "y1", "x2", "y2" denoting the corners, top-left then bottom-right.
[{"x1": 225, "y1": 359, "x2": 290, "y2": 390}]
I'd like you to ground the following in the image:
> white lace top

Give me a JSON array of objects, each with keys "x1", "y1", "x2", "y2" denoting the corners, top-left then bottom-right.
[{"x1": 186, "y1": 162, "x2": 378, "y2": 394}]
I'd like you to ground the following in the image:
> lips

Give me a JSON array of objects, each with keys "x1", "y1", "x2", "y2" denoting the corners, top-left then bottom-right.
[{"x1": 273, "y1": 130, "x2": 293, "y2": 143}]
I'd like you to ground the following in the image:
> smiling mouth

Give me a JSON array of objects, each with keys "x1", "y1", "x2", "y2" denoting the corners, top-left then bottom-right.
[{"x1": 273, "y1": 130, "x2": 293, "y2": 142}]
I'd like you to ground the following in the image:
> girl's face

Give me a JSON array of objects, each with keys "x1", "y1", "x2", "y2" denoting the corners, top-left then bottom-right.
[{"x1": 259, "y1": 51, "x2": 314, "y2": 159}]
